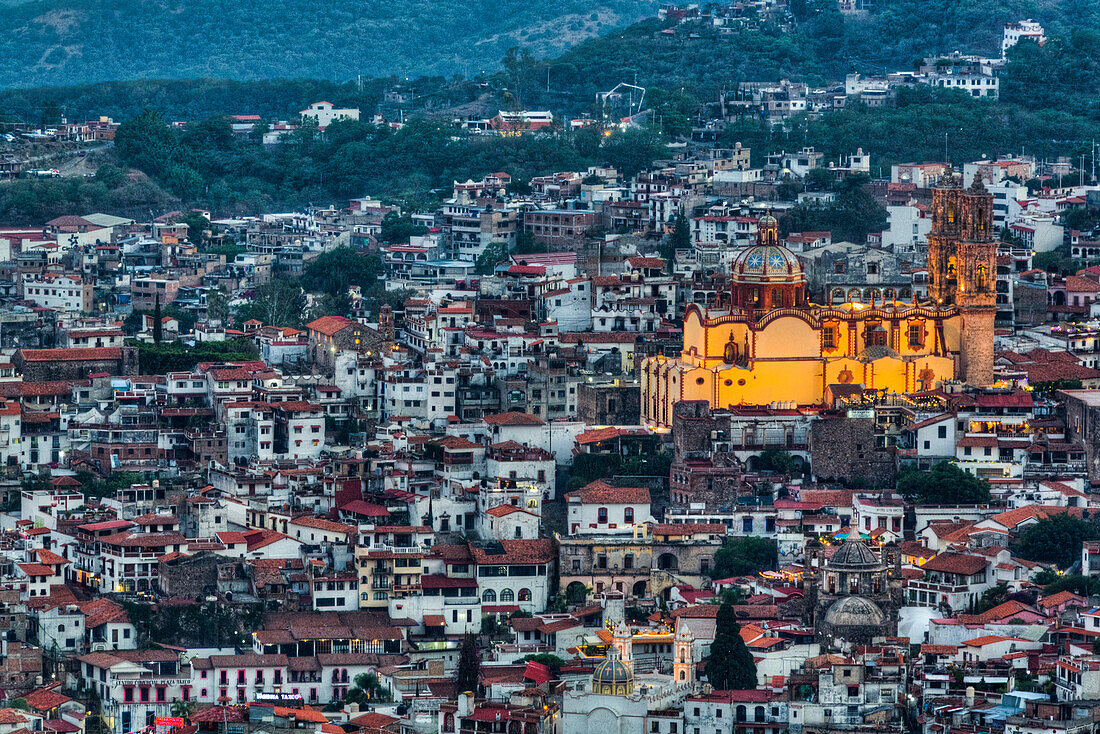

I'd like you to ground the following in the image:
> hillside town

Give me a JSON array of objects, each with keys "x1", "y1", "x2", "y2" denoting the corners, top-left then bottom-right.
[{"x1": 2, "y1": 11, "x2": 1100, "y2": 734}]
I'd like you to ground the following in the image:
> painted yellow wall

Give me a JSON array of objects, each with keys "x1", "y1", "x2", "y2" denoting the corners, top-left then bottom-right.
[{"x1": 642, "y1": 306, "x2": 966, "y2": 425}]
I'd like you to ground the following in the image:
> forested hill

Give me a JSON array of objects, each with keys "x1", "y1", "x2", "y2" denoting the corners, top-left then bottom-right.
[
  {"x1": 0, "y1": 0, "x2": 659, "y2": 88},
  {"x1": 535, "y1": 0, "x2": 1100, "y2": 101}
]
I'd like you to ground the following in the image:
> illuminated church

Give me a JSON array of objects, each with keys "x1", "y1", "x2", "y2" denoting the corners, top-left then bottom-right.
[{"x1": 642, "y1": 176, "x2": 997, "y2": 425}]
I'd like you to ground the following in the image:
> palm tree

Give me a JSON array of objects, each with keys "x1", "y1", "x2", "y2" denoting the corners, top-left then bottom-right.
[{"x1": 170, "y1": 700, "x2": 194, "y2": 721}]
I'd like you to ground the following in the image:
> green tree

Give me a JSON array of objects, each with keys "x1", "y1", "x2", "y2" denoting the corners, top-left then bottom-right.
[
  {"x1": 206, "y1": 287, "x2": 230, "y2": 325},
  {"x1": 309, "y1": 290, "x2": 353, "y2": 319},
  {"x1": 9, "y1": 699, "x2": 29, "y2": 712},
  {"x1": 179, "y1": 211, "x2": 211, "y2": 245},
  {"x1": 662, "y1": 209, "x2": 691, "y2": 261},
  {"x1": 513, "y1": 229, "x2": 541, "y2": 255},
  {"x1": 602, "y1": 127, "x2": 668, "y2": 178},
  {"x1": 236, "y1": 279, "x2": 306, "y2": 328},
  {"x1": 1014, "y1": 514, "x2": 1100, "y2": 569},
  {"x1": 804, "y1": 167, "x2": 836, "y2": 191},
  {"x1": 152, "y1": 295, "x2": 163, "y2": 343},
  {"x1": 896, "y1": 461, "x2": 991, "y2": 505},
  {"x1": 169, "y1": 701, "x2": 194, "y2": 720},
  {"x1": 301, "y1": 247, "x2": 383, "y2": 296},
  {"x1": 704, "y1": 603, "x2": 757, "y2": 690},
  {"x1": 342, "y1": 672, "x2": 391, "y2": 704},
  {"x1": 455, "y1": 632, "x2": 481, "y2": 694},
  {"x1": 757, "y1": 449, "x2": 800, "y2": 475},
  {"x1": 379, "y1": 212, "x2": 428, "y2": 244},
  {"x1": 711, "y1": 536, "x2": 778, "y2": 579},
  {"x1": 475, "y1": 241, "x2": 509, "y2": 275}
]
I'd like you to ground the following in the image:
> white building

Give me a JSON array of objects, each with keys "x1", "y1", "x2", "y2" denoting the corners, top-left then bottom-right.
[
  {"x1": 882, "y1": 204, "x2": 932, "y2": 250},
  {"x1": 300, "y1": 101, "x2": 360, "y2": 130},
  {"x1": 21, "y1": 272, "x2": 89, "y2": 313},
  {"x1": 565, "y1": 481, "x2": 651, "y2": 536},
  {"x1": 1003, "y1": 20, "x2": 1045, "y2": 58}
]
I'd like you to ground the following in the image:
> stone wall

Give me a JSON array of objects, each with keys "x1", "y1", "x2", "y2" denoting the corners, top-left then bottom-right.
[{"x1": 809, "y1": 416, "x2": 895, "y2": 486}]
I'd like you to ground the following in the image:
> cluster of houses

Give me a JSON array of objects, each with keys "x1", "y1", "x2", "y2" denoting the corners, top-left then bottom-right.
[{"x1": 1, "y1": 53, "x2": 1100, "y2": 734}]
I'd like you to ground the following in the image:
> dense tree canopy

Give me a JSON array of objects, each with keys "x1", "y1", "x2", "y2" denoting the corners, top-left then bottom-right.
[
  {"x1": 1013, "y1": 514, "x2": 1100, "y2": 569},
  {"x1": 711, "y1": 536, "x2": 778, "y2": 579},
  {"x1": 896, "y1": 461, "x2": 991, "y2": 505},
  {"x1": 300, "y1": 247, "x2": 384, "y2": 296}
]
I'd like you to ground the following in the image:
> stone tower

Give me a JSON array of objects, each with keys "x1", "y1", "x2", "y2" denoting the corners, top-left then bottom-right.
[
  {"x1": 612, "y1": 621, "x2": 633, "y2": 674},
  {"x1": 378, "y1": 303, "x2": 394, "y2": 345},
  {"x1": 673, "y1": 619, "x2": 694, "y2": 685},
  {"x1": 927, "y1": 172, "x2": 997, "y2": 386}
]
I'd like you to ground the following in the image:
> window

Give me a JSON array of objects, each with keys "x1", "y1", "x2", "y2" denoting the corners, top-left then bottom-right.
[
  {"x1": 908, "y1": 323, "x2": 923, "y2": 348},
  {"x1": 500, "y1": 588, "x2": 514, "y2": 602},
  {"x1": 822, "y1": 326, "x2": 837, "y2": 350},
  {"x1": 938, "y1": 425, "x2": 947, "y2": 438},
  {"x1": 624, "y1": 507, "x2": 634, "y2": 524},
  {"x1": 597, "y1": 507, "x2": 608, "y2": 524}
]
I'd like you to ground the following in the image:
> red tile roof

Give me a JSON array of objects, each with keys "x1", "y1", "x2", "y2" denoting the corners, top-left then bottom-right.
[
  {"x1": 482, "y1": 412, "x2": 545, "y2": 426},
  {"x1": 19, "y1": 347, "x2": 121, "y2": 362},
  {"x1": 468, "y1": 539, "x2": 555, "y2": 565},
  {"x1": 306, "y1": 315, "x2": 356, "y2": 336},
  {"x1": 921, "y1": 553, "x2": 988, "y2": 576},
  {"x1": 565, "y1": 480, "x2": 650, "y2": 505}
]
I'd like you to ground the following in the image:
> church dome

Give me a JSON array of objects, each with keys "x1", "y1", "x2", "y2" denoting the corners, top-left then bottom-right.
[
  {"x1": 827, "y1": 539, "x2": 885, "y2": 571},
  {"x1": 592, "y1": 655, "x2": 634, "y2": 694},
  {"x1": 730, "y1": 244, "x2": 804, "y2": 284},
  {"x1": 823, "y1": 595, "x2": 886, "y2": 628}
]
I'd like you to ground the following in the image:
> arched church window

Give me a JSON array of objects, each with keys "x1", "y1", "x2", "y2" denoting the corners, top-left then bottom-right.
[
  {"x1": 772, "y1": 288, "x2": 784, "y2": 308},
  {"x1": 947, "y1": 206, "x2": 955, "y2": 224},
  {"x1": 947, "y1": 257, "x2": 957, "y2": 278},
  {"x1": 976, "y1": 263, "x2": 987, "y2": 290},
  {"x1": 724, "y1": 340, "x2": 738, "y2": 364}
]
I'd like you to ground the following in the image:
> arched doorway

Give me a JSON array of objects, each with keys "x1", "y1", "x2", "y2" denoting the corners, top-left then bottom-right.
[{"x1": 565, "y1": 581, "x2": 588, "y2": 604}]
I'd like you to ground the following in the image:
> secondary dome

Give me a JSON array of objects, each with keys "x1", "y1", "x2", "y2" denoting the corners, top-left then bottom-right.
[
  {"x1": 823, "y1": 595, "x2": 886, "y2": 628},
  {"x1": 592, "y1": 652, "x2": 634, "y2": 695},
  {"x1": 730, "y1": 244, "x2": 804, "y2": 284},
  {"x1": 827, "y1": 539, "x2": 885, "y2": 571}
]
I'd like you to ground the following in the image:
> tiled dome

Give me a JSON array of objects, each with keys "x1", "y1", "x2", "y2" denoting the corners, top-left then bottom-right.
[
  {"x1": 827, "y1": 539, "x2": 884, "y2": 570},
  {"x1": 730, "y1": 244, "x2": 804, "y2": 283}
]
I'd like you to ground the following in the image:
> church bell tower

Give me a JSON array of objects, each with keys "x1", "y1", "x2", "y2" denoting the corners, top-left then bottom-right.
[
  {"x1": 612, "y1": 621, "x2": 634, "y2": 674},
  {"x1": 927, "y1": 172, "x2": 997, "y2": 386},
  {"x1": 673, "y1": 619, "x2": 695, "y2": 686}
]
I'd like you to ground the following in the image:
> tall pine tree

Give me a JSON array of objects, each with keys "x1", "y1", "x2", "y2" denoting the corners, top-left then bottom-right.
[
  {"x1": 153, "y1": 294, "x2": 163, "y2": 344},
  {"x1": 455, "y1": 632, "x2": 481, "y2": 695},
  {"x1": 662, "y1": 209, "x2": 692, "y2": 263},
  {"x1": 704, "y1": 602, "x2": 758, "y2": 690}
]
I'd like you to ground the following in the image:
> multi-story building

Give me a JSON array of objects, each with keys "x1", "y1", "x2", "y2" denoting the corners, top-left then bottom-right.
[{"x1": 21, "y1": 273, "x2": 91, "y2": 314}]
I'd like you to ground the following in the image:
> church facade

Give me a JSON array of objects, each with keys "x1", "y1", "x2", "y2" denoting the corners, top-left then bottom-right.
[{"x1": 642, "y1": 177, "x2": 997, "y2": 426}]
